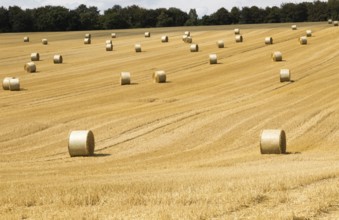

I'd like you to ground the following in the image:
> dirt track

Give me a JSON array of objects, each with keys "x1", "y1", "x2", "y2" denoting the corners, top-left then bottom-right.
[{"x1": 1, "y1": 23, "x2": 339, "y2": 219}]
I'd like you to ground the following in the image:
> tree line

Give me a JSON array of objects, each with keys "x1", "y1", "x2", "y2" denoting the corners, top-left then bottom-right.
[{"x1": 0, "y1": 1, "x2": 338, "y2": 33}]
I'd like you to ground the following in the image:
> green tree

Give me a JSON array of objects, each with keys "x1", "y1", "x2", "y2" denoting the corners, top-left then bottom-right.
[
  {"x1": 328, "y1": 0, "x2": 339, "y2": 19},
  {"x1": 230, "y1": 7, "x2": 240, "y2": 24},
  {"x1": 8, "y1": 6, "x2": 33, "y2": 32},
  {"x1": 209, "y1": 7, "x2": 231, "y2": 25},
  {"x1": 156, "y1": 10, "x2": 173, "y2": 27},
  {"x1": 75, "y1": 4, "x2": 100, "y2": 30},
  {"x1": 0, "y1": 7, "x2": 10, "y2": 32},
  {"x1": 265, "y1": 7, "x2": 281, "y2": 23},
  {"x1": 185, "y1": 9, "x2": 198, "y2": 26}
]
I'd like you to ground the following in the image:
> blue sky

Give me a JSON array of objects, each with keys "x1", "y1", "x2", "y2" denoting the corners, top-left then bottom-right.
[{"x1": 1, "y1": 0, "x2": 322, "y2": 17}]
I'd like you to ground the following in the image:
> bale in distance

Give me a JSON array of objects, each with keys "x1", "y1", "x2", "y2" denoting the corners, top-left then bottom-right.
[
  {"x1": 145, "y1": 32, "x2": 151, "y2": 37},
  {"x1": 85, "y1": 33, "x2": 91, "y2": 39},
  {"x1": 260, "y1": 129, "x2": 286, "y2": 154},
  {"x1": 185, "y1": 36, "x2": 192, "y2": 43},
  {"x1": 120, "y1": 72, "x2": 131, "y2": 85},
  {"x1": 84, "y1": 38, "x2": 91, "y2": 44},
  {"x1": 334, "y1": 21, "x2": 339, "y2": 26},
  {"x1": 153, "y1": 71, "x2": 166, "y2": 83},
  {"x1": 235, "y1": 35, "x2": 243, "y2": 43},
  {"x1": 280, "y1": 69, "x2": 291, "y2": 82},
  {"x1": 23, "y1": 36, "x2": 29, "y2": 42},
  {"x1": 106, "y1": 43, "x2": 113, "y2": 51},
  {"x1": 272, "y1": 51, "x2": 282, "y2": 62},
  {"x1": 31, "y1": 53, "x2": 40, "y2": 61},
  {"x1": 328, "y1": 19, "x2": 333, "y2": 24},
  {"x1": 111, "y1": 33, "x2": 116, "y2": 38},
  {"x1": 68, "y1": 130, "x2": 95, "y2": 157},
  {"x1": 106, "y1": 40, "x2": 112, "y2": 44},
  {"x1": 265, "y1": 37, "x2": 273, "y2": 45},
  {"x1": 2, "y1": 77, "x2": 15, "y2": 90},
  {"x1": 209, "y1": 54, "x2": 217, "y2": 64},
  {"x1": 24, "y1": 62, "x2": 36, "y2": 73},
  {"x1": 190, "y1": 44, "x2": 199, "y2": 52},
  {"x1": 299, "y1": 36, "x2": 307, "y2": 45},
  {"x1": 184, "y1": 31, "x2": 190, "y2": 36},
  {"x1": 306, "y1": 30, "x2": 312, "y2": 37},
  {"x1": 135, "y1": 44, "x2": 142, "y2": 52},
  {"x1": 9, "y1": 78, "x2": 20, "y2": 91},
  {"x1": 42, "y1": 39, "x2": 48, "y2": 45},
  {"x1": 217, "y1": 40, "x2": 224, "y2": 48},
  {"x1": 234, "y1": 28, "x2": 240, "y2": 35},
  {"x1": 161, "y1": 36, "x2": 169, "y2": 43},
  {"x1": 53, "y1": 55, "x2": 63, "y2": 64},
  {"x1": 291, "y1": 25, "x2": 297, "y2": 30}
]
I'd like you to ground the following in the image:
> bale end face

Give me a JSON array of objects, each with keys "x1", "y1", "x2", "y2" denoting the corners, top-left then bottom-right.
[
  {"x1": 265, "y1": 37, "x2": 273, "y2": 45},
  {"x1": 161, "y1": 36, "x2": 169, "y2": 43},
  {"x1": 145, "y1": 32, "x2": 151, "y2": 37},
  {"x1": 154, "y1": 71, "x2": 166, "y2": 83},
  {"x1": 235, "y1": 35, "x2": 243, "y2": 43},
  {"x1": 31, "y1": 53, "x2": 40, "y2": 61},
  {"x1": 68, "y1": 130, "x2": 95, "y2": 157},
  {"x1": 209, "y1": 54, "x2": 217, "y2": 64},
  {"x1": 280, "y1": 69, "x2": 291, "y2": 82},
  {"x1": 190, "y1": 44, "x2": 199, "y2": 52},
  {"x1": 53, "y1": 55, "x2": 63, "y2": 64},
  {"x1": 120, "y1": 72, "x2": 131, "y2": 85},
  {"x1": 260, "y1": 129, "x2": 286, "y2": 154},
  {"x1": 84, "y1": 38, "x2": 91, "y2": 44}
]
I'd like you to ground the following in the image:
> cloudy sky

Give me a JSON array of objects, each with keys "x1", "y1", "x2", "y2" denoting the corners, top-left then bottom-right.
[{"x1": 1, "y1": 0, "x2": 321, "y2": 17}]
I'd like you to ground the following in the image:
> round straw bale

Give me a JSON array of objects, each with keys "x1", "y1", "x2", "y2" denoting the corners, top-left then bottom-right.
[
  {"x1": 24, "y1": 62, "x2": 36, "y2": 73},
  {"x1": 260, "y1": 129, "x2": 286, "y2": 154},
  {"x1": 31, "y1": 53, "x2": 40, "y2": 61},
  {"x1": 306, "y1": 30, "x2": 312, "y2": 37},
  {"x1": 111, "y1": 33, "x2": 116, "y2": 38},
  {"x1": 185, "y1": 36, "x2": 192, "y2": 43},
  {"x1": 135, "y1": 44, "x2": 142, "y2": 52},
  {"x1": 299, "y1": 36, "x2": 307, "y2": 45},
  {"x1": 53, "y1": 55, "x2": 63, "y2": 64},
  {"x1": 272, "y1": 51, "x2": 282, "y2": 62},
  {"x1": 106, "y1": 40, "x2": 112, "y2": 44},
  {"x1": 154, "y1": 71, "x2": 166, "y2": 83},
  {"x1": 106, "y1": 43, "x2": 113, "y2": 51},
  {"x1": 334, "y1": 21, "x2": 339, "y2": 26},
  {"x1": 84, "y1": 38, "x2": 91, "y2": 44},
  {"x1": 291, "y1": 25, "x2": 297, "y2": 30},
  {"x1": 265, "y1": 37, "x2": 273, "y2": 45},
  {"x1": 209, "y1": 54, "x2": 217, "y2": 64},
  {"x1": 42, "y1": 39, "x2": 48, "y2": 45},
  {"x1": 184, "y1": 31, "x2": 190, "y2": 36},
  {"x1": 235, "y1": 35, "x2": 243, "y2": 43},
  {"x1": 145, "y1": 32, "x2": 151, "y2": 37},
  {"x1": 217, "y1": 40, "x2": 224, "y2": 48},
  {"x1": 328, "y1": 19, "x2": 333, "y2": 24},
  {"x1": 120, "y1": 72, "x2": 131, "y2": 85},
  {"x1": 68, "y1": 130, "x2": 95, "y2": 157},
  {"x1": 85, "y1": 33, "x2": 91, "y2": 39},
  {"x1": 190, "y1": 44, "x2": 199, "y2": 52},
  {"x1": 280, "y1": 69, "x2": 291, "y2": 82},
  {"x1": 182, "y1": 35, "x2": 188, "y2": 41},
  {"x1": 23, "y1": 36, "x2": 29, "y2": 42},
  {"x1": 161, "y1": 36, "x2": 169, "y2": 43},
  {"x1": 2, "y1": 77, "x2": 14, "y2": 90},
  {"x1": 234, "y1": 28, "x2": 240, "y2": 35},
  {"x1": 9, "y1": 78, "x2": 20, "y2": 91}
]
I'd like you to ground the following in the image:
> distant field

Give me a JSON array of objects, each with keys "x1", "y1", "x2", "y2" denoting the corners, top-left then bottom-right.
[{"x1": 0, "y1": 22, "x2": 339, "y2": 219}]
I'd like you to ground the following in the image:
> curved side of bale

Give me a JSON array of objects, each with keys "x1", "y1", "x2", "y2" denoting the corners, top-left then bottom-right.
[
  {"x1": 31, "y1": 53, "x2": 40, "y2": 61},
  {"x1": 190, "y1": 44, "x2": 199, "y2": 52},
  {"x1": 111, "y1": 33, "x2": 116, "y2": 38},
  {"x1": 106, "y1": 43, "x2": 113, "y2": 51},
  {"x1": 9, "y1": 78, "x2": 20, "y2": 91},
  {"x1": 24, "y1": 62, "x2": 36, "y2": 73},
  {"x1": 235, "y1": 35, "x2": 243, "y2": 43},
  {"x1": 23, "y1": 37, "x2": 29, "y2": 42},
  {"x1": 272, "y1": 51, "x2": 282, "y2": 62},
  {"x1": 154, "y1": 71, "x2": 166, "y2": 83},
  {"x1": 85, "y1": 34, "x2": 91, "y2": 39},
  {"x1": 2, "y1": 77, "x2": 14, "y2": 90},
  {"x1": 299, "y1": 36, "x2": 307, "y2": 45},
  {"x1": 42, "y1": 39, "x2": 48, "y2": 45},
  {"x1": 265, "y1": 37, "x2": 273, "y2": 45},
  {"x1": 68, "y1": 130, "x2": 95, "y2": 157},
  {"x1": 328, "y1": 19, "x2": 333, "y2": 24},
  {"x1": 84, "y1": 38, "x2": 91, "y2": 44},
  {"x1": 217, "y1": 40, "x2": 224, "y2": 48},
  {"x1": 260, "y1": 129, "x2": 286, "y2": 154},
  {"x1": 184, "y1": 31, "x2": 190, "y2": 36},
  {"x1": 291, "y1": 25, "x2": 297, "y2": 30},
  {"x1": 209, "y1": 54, "x2": 217, "y2": 64},
  {"x1": 161, "y1": 36, "x2": 169, "y2": 43},
  {"x1": 53, "y1": 55, "x2": 63, "y2": 64},
  {"x1": 145, "y1": 32, "x2": 151, "y2": 37},
  {"x1": 185, "y1": 37, "x2": 192, "y2": 43},
  {"x1": 234, "y1": 28, "x2": 240, "y2": 34},
  {"x1": 120, "y1": 72, "x2": 131, "y2": 85},
  {"x1": 280, "y1": 69, "x2": 291, "y2": 82},
  {"x1": 334, "y1": 21, "x2": 339, "y2": 26},
  {"x1": 106, "y1": 40, "x2": 112, "y2": 44},
  {"x1": 135, "y1": 44, "x2": 142, "y2": 52},
  {"x1": 306, "y1": 30, "x2": 312, "y2": 37}
]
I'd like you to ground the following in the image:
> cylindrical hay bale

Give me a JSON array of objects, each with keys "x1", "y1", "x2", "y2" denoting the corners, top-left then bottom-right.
[
  {"x1": 161, "y1": 36, "x2": 168, "y2": 43},
  {"x1": 23, "y1": 36, "x2": 29, "y2": 42},
  {"x1": 68, "y1": 130, "x2": 95, "y2": 157},
  {"x1": 299, "y1": 36, "x2": 307, "y2": 45},
  {"x1": 106, "y1": 40, "x2": 112, "y2": 44},
  {"x1": 272, "y1": 51, "x2": 282, "y2": 62},
  {"x1": 334, "y1": 21, "x2": 339, "y2": 26},
  {"x1": 182, "y1": 35, "x2": 188, "y2": 42},
  {"x1": 2, "y1": 77, "x2": 14, "y2": 90},
  {"x1": 280, "y1": 69, "x2": 291, "y2": 82},
  {"x1": 84, "y1": 38, "x2": 91, "y2": 44},
  {"x1": 291, "y1": 25, "x2": 297, "y2": 30},
  {"x1": 306, "y1": 30, "x2": 312, "y2": 37},
  {"x1": 111, "y1": 33, "x2": 116, "y2": 38},
  {"x1": 106, "y1": 43, "x2": 113, "y2": 51},
  {"x1": 42, "y1": 39, "x2": 48, "y2": 45},
  {"x1": 185, "y1": 36, "x2": 192, "y2": 43},
  {"x1": 328, "y1": 19, "x2": 333, "y2": 24},
  {"x1": 184, "y1": 31, "x2": 190, "y2": 36},
  {"x1": 135, "y1": 44, "x2": 142, "y2": 52},
  {"x1": 209, "y1": 54, "x2": 217, "y2": 64},
  {"x1": 154, "y1": 71, "x2": 166, "y2": 83},
  {"x1": 260, "y1": 129, "x2": 286, "y2": 154},
  {"x1": 235, "y1": 35, "x2": 243, "y2": 43},
  {"x1": 9, "y1": 78, "x2": 20, "y2": 91},
  {"x1": 53, "y1": 55, "x2": 63, "y2": 64},
  {"x1": 234, "y1": 28, "x2": 240, "y2": 35},
  {"x1": 85, "y1": 33, "x2": 91, "y2": 39},
  {"x1": 145, "y1": 32, "x2": 151, "y2": 37},
  {"x1": 24, "y1": 62, "x2": 36, "y2": 73},
  {"x1": 120, "y1": 72, "x2": 131, "y2": 85},
  {"x1": 31, "y1": 53, "x2": 40, "y2": 61},
  {"x1": 265, "y1": 37, "x2": 273, "y2": 45},
  {"x1": 217, "y1": 40, "x2": 224, "y2": 48},
  {"x1": 190, "y1": 44, "x2": 199, "y2": 52}
]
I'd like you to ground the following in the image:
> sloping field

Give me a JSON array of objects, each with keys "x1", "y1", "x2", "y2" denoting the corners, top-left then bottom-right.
[{"x1": 0, "y1": 22, "x2": 339, "y2": 219}]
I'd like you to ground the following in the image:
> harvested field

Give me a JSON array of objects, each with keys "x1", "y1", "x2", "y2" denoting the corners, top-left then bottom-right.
[{"x1": 0, "y1": 22, "x2": 339, "y2": 219}]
